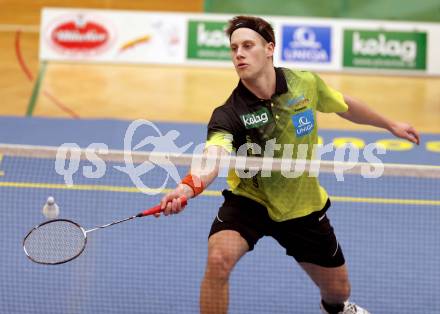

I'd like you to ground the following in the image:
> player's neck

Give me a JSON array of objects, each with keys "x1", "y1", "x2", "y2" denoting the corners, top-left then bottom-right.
[{"x1": 241, "y1": 66, "x2": 276, "y2": 100}]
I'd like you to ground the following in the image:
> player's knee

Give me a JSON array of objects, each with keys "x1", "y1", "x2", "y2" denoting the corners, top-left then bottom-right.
[{"x1": 206, "y1": 248, "x2": 235, "y2": 281}]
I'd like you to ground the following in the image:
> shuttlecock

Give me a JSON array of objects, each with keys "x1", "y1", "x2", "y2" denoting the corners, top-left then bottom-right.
[{"x1": 42, "y1": 196, "x2": 59, "y2": 219}]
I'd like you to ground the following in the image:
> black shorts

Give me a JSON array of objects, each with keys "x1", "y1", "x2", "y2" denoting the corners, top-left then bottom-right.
[{"x1": 209, "y1": 190, "x2": 345, "y2": 268}]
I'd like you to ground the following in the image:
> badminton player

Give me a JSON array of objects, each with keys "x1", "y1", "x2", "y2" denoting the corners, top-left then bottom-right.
[{"x1": 160, "y1": 15, "x2": 420, "y2": 314}]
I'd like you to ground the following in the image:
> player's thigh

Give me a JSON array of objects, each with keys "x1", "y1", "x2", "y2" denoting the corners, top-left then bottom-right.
[{"x1": 207, "y1": 230, "x2": 249, "y2": 267}]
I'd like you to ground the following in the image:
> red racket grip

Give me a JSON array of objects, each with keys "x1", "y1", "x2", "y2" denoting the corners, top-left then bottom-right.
[{"x1": 137, "y1": 196, "x2": 188, "y2": 217}]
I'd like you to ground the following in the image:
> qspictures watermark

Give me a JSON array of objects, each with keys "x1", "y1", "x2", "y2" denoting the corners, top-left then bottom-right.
[{"x1": 54, "y1": 119, "x2": 386, "y2": 194}]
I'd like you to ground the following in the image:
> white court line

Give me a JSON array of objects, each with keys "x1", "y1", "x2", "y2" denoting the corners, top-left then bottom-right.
[{"x1": 0, "y1": 24, "x2": 40, "y2": 33}]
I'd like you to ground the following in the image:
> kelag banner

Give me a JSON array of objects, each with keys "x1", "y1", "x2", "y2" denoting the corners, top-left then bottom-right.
[
  {"x1": 343, "y1": 30, "x2": 427, "y2": 70},
  {"x1": 187, "y1": 20, "x2": 230, "y2": 61}
]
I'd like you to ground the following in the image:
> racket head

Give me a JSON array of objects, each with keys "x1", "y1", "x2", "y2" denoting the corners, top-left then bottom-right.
[{"x1": 23, "y1": 219, "x2": 87, "y2": 265}]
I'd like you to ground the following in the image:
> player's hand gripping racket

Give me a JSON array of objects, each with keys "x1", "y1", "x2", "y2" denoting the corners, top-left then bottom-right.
[{"x1": 23, "y1": 196, "x2": 187, "y2": 265}]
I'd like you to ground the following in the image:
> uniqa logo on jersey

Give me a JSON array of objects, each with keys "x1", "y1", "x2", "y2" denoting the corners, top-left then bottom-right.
[{"x1": 292, "y1": 109, "x2": 315, "y2": 137}]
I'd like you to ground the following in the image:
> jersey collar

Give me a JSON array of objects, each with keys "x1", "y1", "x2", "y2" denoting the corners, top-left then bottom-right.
[{"x1": 236, "y1": 67, "x2": 288, "y2": 105}]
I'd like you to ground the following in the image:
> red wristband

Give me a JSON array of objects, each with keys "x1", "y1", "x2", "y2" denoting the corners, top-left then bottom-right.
[{"x1": 181, "y1": 174, "x2": 205, "y2": 196}]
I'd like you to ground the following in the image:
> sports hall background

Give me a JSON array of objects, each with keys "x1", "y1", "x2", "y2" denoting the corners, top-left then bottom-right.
[{"x1": 0, "y1": 1, "x2": 439, "y2": 314}]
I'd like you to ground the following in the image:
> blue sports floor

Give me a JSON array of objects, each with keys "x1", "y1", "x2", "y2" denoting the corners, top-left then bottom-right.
[{"x1": 0, "y1": 117, "x2": 439, "y2": 314}]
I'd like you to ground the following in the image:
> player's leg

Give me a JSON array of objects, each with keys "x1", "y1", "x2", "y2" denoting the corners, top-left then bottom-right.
[
  {"x1": 300, "y1": 261, "x2": 369, "y2": 313},
  {"x1": 200, "y1": 190, "x2": 268, "y2": 314},
  {"x1": 272, "y1": 199, "x2": 369, "y2": 313},
  {"x1": 200, "y1": 230, "x2": 248, "y2": 314},
  {"x1": 300, "y1": 262, "x2": 348, "y2": 311},
  {"x1": 300, "y1": 261, "x2": 350, "y2": 304}
]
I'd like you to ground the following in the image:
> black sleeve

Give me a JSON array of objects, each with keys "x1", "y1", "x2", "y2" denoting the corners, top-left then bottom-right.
[{"x1": 206, "y1": 107, "x2": 235, "y2": 140}]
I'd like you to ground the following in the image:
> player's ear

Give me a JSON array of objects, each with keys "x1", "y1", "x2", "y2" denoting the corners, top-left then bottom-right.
[{"x1": 265, "y1": 42, "x2": 274, "y2": 58}]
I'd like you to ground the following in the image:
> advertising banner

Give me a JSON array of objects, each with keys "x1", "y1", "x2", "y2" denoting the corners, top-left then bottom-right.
[
  {"x1": 281, "y1": 25, "x2": 332, "y2": 64},
  {"x1": 187, "y1": 20, "x2": 230, "y2": 61},
  {"x1": 343, "y1": 29, "x2": 427, "y2": 70},
  {"x1": 40, "y1": 9, "x2": 186, "y2": 64},
  {"x1": 39, "y1": 9, "x2": 440, "y2": 75}
]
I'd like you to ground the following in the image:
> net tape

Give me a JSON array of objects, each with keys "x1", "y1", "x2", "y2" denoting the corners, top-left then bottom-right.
[{"x1": 1, "y1": 143, "x2": 439, "y2": 178}]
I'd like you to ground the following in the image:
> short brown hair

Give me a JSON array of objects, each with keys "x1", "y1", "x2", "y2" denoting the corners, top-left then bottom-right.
[{"x1": 226, "y1": 15, "x2": 275, "y2": 46}]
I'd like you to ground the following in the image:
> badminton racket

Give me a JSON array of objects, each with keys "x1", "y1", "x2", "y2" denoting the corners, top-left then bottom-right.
[{"x1": 23, "y1": 196, "x2": 187, "y2": 265}]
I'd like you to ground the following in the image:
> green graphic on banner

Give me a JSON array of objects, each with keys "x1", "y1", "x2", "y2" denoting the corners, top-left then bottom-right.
[
  {"x1": 343, "y1": 30, "x2": 427, "y2": 70},
  {"x1": 187, "y1": 20, "x2": 230, "y2": 61}
]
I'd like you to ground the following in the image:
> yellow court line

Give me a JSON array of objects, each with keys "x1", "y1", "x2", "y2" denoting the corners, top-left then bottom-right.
[
  {"x1": 0, "y1": 181, "x2": 164, "y2": 194},
  {"x1": 331, "y1": 196, "x2": 440, "y2": 206},
  {"x1": 0, "y1": 181, "x2": 439, "y2": 206}
]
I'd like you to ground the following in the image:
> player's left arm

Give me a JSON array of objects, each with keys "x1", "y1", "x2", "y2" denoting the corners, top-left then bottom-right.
[{"x1": 337, "y1": 94, "x2": 420, "y2": 145}]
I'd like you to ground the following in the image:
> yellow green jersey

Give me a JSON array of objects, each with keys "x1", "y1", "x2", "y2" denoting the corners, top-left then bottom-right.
[{"x1": 206, "y1": 68, "x2": 348, "y2": 221}]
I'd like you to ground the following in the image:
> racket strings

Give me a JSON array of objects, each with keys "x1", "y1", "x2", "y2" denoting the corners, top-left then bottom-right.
[{"x1": 24, "y1": 220, "x2": 86, "y2": 264}]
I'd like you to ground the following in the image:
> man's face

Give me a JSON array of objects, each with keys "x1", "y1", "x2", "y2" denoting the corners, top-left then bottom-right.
[{"x1": 229, "y1": 28, "x2": 274, "y2": 80}]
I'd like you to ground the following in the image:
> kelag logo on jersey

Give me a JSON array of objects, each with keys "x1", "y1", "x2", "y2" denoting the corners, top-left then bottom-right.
[
  {"x1": 282, "y1": 26, "x2": 331, "y2": 63},
  {"x1": 240, "y1": 108, "x2": 272, "y2": 129},
  {"x1": 292, "y1": 109, "x2": 315, "y2": 137}
]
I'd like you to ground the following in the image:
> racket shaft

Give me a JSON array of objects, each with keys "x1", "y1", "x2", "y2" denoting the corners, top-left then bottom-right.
[{"x1": 86, "y1": 216, "x2": 136, "y2": 233}]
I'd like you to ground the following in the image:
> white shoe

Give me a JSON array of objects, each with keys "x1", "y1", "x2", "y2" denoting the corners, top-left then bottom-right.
[{"x1": 320, "y1": 301, "x2": 370, "y2": 314}]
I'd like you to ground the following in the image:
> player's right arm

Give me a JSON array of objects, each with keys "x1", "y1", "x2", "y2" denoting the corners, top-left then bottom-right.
[
  {"x1": 159, "y1": 144, "x2": 230, "y2": 216},
  {"x1": 160, "y1": 104, "x2": 235, "y2": 216}
]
